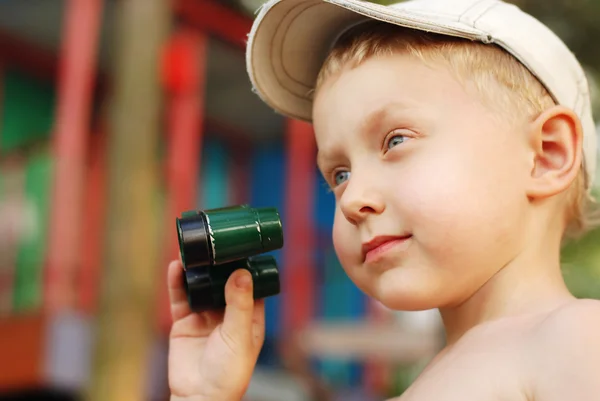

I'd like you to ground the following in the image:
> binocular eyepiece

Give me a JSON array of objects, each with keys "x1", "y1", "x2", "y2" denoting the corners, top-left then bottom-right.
[{"x1": 176, "y1": 205, "x2": 284, "y2": 311}]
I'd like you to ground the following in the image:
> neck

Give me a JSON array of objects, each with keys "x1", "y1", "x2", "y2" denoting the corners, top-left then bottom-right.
[{"x1": 438, "y1": 224, "x2": 575, "y2": 346}]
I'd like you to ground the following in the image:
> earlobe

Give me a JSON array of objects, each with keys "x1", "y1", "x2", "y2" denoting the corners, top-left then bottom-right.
[{"x1": 526, "y1": 106, "x2": 583, "y2": 199}]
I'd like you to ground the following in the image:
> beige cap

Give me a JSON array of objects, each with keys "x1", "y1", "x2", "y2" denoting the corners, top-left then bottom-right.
[{"x1": 246, "y1": 0, "x2": 597, "y2": 187}]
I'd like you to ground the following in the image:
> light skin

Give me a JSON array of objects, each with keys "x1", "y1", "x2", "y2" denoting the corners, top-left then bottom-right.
[{"x1": 168, "y1": 52, "x2": 600, "y2": 401}]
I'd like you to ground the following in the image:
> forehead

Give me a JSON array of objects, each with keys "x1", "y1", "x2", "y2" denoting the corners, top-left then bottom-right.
[{"x1": 312, "y1": 53, "x2": 481, "y2": 146}]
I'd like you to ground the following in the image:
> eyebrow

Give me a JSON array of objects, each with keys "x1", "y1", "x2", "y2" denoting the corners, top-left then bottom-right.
[
  {"x1": 316, "y1": 101, "x2": 418, "y2": 170},
  {"x1": 361, "y1": 101, "x2": 417, "y2": 135},
  {"x1": 361, "y1": 106, "x2": 388, "y2": 135},
  {"x1": 316, "y1": 148, "x2": 337, "y2": 172}
]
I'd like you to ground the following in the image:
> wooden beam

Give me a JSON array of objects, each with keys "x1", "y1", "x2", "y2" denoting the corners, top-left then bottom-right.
[{"x1": 87, "y1": 0, "x2": 171, "y2": 399}]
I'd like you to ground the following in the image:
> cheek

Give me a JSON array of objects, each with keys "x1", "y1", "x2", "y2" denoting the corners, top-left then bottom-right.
[
  {"x1": 331, "y1": 209, "x2": 376, "y2": 293},
  {"x1": 332, "y1": 209, "x2": 355, "y2": 263},
  {"x1": 397, "y1": 137, "x2": 528, "y2": 266},
  {"x1": 408, "y1": 131, "x2": 526, "y2": 217}
]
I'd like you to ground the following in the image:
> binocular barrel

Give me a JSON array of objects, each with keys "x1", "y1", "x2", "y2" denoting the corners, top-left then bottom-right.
[{"x1": 176, "y1": 205, "x2": 284, "y2": 311}]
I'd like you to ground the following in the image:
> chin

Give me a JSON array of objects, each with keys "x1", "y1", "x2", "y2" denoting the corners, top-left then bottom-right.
[{"x1": 370, "y1": 267, "x2": 450, "y2": 311}]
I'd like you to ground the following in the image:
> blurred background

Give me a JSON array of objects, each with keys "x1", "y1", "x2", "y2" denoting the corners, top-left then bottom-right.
[{"x1": 0, "y1": 0, "x2": 597, "y2": 400}]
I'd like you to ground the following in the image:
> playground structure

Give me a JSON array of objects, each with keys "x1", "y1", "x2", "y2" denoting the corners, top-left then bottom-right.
[{"x1": 7, "y1": 0, "x2": 600, "y2": 400}]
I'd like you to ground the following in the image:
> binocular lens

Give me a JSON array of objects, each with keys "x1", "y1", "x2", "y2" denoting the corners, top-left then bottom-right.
[{"x1": 176, "y1": 206, "x2": 283, "y2": 269}]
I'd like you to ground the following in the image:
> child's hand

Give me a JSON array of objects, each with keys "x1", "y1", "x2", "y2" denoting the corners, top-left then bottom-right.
[{"x1": 167, "y1": 260, "x2": 265, "y2": 401}]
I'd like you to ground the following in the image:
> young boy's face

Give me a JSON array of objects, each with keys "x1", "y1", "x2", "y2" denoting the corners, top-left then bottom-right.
[{"x1": 313, "y1": 52, "x2": 536, "y2": 311}]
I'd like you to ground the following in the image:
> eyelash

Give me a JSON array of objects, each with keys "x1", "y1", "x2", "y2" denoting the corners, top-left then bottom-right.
[
  {"x1": 326, "y1": 130, "x2": 410, "y2": 191},
  {"x1": 322, "y1": 177, "x2": 335, "y2": 194},
  {"x1": 383, "y1": 129, "x2": 412, "y2": 151}
]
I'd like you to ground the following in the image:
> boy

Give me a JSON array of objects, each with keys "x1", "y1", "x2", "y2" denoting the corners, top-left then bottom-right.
[{"x1": 167, "y1": 0, "x2": 600, "y2": 400}]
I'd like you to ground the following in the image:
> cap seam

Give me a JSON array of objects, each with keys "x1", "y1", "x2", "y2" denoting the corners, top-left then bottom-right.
[
  {"x1": 273, "y1": 0, "x2": 322, "y2": 91},
  {"x1": 329, "y1": 0, "x2": 485, "y2": 38},
  {"x1": 247, "y1": 0, "x2": 317, "y2": 117},
  {"x1": 247, "y1": 0, "x2": 285, "y2": 116},
  {"x1": 470, "y1": 1, "x2": 499, "y2": 30},
  {"x1": 458, "y1": 0, "x2": 494, "y2": 26}
]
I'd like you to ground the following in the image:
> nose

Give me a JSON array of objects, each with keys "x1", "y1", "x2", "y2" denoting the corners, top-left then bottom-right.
[{"x1": 339, "y1": 176, "x2": 385, "y2": 226}]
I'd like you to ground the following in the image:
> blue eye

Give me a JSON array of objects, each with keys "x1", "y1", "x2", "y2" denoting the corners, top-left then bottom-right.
[
  {"x1": 334, "y1": 171, "x2": 350, "y2": 186},
  {"x1": 387, "y1": 134, "x2": 406, "y2": 150}
]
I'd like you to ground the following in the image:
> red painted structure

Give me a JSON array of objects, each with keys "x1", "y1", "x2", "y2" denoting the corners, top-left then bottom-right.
[
  {"x1": 282, "y1": 120, "x2": 316, "y2": 331},
  {"x1": 0, "y1": 0, "x2": 355, "y2": 392},
  {"x1": 158, "y1": 28, "x2": 207, "y2": 330},
  {"x1": 167, "y1": 0, "x2": 318, "y2": 334},
  {"x1": 78, "y1": 123, "x2": 107, "y2": 315},
  {"x1": 45, "y1": 0, "x2": 103, "y2": 311}
]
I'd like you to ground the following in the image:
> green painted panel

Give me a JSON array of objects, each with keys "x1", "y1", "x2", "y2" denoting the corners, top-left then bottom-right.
[
  {"x1": 0, "y1": 70, "x2": 55, "y2": 152},
  {"x1": 13, "y1": 146, "x2": 53, "y2": 312}
]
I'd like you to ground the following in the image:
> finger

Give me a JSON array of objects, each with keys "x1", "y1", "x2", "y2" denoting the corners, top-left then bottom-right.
[
  {"x1": 221, "y1": 269, "x2": 256, "y2": 349},
  {"x1": 251, "y1": 299, "x2": 266, "y2": 348},
  {"x1": 167, "y1": 260, "x2": 191, "y2": 319}
]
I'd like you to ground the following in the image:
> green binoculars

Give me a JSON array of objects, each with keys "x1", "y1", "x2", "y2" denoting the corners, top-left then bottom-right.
[{"x1": 176, "y1": 205, "x2": 284, "y2": 311}]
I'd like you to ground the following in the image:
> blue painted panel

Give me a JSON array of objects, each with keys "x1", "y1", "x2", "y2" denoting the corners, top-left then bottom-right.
[
  {"x1": 200, "y1": 139, "x2": 229, "y2": 209},
  {"x1": 249, "y1": 142, "x2": 285, "y2": 340}
]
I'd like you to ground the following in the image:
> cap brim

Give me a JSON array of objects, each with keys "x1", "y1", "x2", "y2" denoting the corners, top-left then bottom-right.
[{"x1": 246, "y1": 0, "x2": 488, "y2": 122}]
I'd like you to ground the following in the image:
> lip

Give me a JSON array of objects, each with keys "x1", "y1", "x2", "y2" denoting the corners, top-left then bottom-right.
[{"x1": 362, "y1": 235, "x2": 412, "y2": 263}]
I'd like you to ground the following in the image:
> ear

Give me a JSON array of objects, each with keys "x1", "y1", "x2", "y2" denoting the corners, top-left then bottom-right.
[{"x1": 526, "y1": 106, "x2": 583, "y2": 199}]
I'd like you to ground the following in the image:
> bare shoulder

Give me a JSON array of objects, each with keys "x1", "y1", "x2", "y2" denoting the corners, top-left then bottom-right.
[
  {"x1": 535, "y1": 298, "x2": 600, "y2": 341},
  {"x1": 527, "y1": 299, "x2": 600, "y2": 401}
]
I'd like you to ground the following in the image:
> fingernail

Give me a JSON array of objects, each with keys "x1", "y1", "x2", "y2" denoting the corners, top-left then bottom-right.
[{"x1": 235, "y1": 272, "x2": 251, "y2": 290}]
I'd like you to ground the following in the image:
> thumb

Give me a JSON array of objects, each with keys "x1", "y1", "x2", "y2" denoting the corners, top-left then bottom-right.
[{"x1": 221, "y1": 269, "x2": 256, "y2": 350}]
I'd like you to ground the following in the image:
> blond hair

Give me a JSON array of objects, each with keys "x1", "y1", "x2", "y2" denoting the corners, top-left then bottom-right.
[{"x1": 315, "y1": 21, "x2": 598, "y2": 239}]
